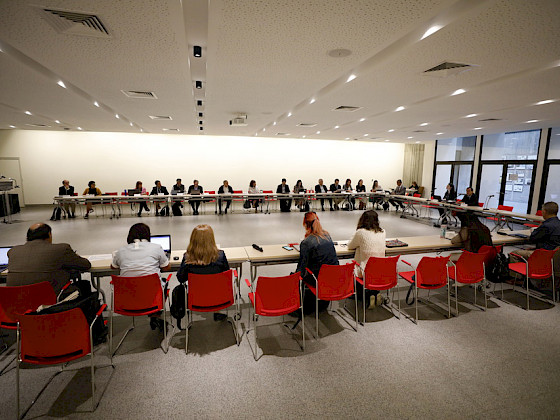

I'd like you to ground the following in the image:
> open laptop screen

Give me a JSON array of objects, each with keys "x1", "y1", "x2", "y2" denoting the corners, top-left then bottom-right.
[
  {"x1": 150, "y1": 235, "x2": 171, "y2": 254},
  {"x1": 0, "y1": 246, "x2": 11, "y2": 266}
]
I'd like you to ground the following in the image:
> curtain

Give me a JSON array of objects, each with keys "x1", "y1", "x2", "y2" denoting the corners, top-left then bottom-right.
[{"x1": 403, "y1": 144, "x2": 425, "y2": 191}]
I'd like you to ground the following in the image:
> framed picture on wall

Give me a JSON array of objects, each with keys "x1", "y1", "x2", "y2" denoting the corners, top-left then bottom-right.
[
  {"x1": 513, "y1": 185, "x2": 523, "y2": 192},
  {"x1": 516, "y1": 164, "x2": 526, "y2": 169},
  {"x1": 505, "y1": 184, "x2": 513, "y2": 191}
]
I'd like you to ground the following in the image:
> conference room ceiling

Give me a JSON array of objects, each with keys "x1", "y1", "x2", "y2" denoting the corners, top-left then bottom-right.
[{"x1": 0, "y1": 0, "x2": 559, "y2": 143}]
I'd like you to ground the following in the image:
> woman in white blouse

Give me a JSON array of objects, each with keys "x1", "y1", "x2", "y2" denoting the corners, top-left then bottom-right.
[
  {"x1": 347, "y1": 210, "x2": 386, "y2": 308},
  {"x1": 248, "y1": 180, "x2": 262, "y2": 212}
]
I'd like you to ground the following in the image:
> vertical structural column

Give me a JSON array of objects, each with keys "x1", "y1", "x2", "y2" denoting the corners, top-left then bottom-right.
[
  {"x1": 472, "y1": 134, "x2": 482, "y2": 190},
  {"x1": 531, "y1": 127, "x2": 549, "y2": 212}
]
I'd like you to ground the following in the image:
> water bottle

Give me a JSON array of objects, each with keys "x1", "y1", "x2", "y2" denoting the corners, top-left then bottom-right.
[
  {"x1": 440, "y1": 222, "x2": 447, "y2": 238},
  {"x1": 124, "y1": 189, "x2": 127, "y2": 196}
]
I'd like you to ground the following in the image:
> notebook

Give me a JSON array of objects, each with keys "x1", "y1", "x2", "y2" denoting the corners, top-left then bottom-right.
[
  {"x1": 385, "y1": 239, "x2": 408, "y2": 248},
  {"x1": 150, "y1": 235, "x2": 171, "y2": 256},
  {"x1": 0, "y1": 246, "x2": 11, "y2": 271}
]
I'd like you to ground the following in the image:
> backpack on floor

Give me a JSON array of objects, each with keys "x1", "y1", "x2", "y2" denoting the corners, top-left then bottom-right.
[
  {"x1": 170, "y1": 283, "x2": 186, "y2": 329},
  {"x1": 50, "y1": 207, "x2": 61, "y2": 221},
  {"x1": 160, "y1": 205, "x2": 170, "y2": 216},
  {"x1": 487, "y1": 251, "x2": 510, "y2": 283},
  {"x1": 172, "y1": 204, "x2": 183, "y2": 216}
]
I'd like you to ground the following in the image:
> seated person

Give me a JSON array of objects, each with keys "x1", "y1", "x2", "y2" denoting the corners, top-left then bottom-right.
[
  {"x1": 435, "y1": 183, "x2": 457, "y2": 226},
  {"x1": 370, "y1": 180, "x2": 385, "y2": 210},
  {"x1": 83, "y1": 180, "x2": 101, "y2": 219},
  {"x1": 188, "y1": 180, "x2": 204, "y2": 215},
  {"x1": 409, "y1": 181, "x2": 419, "y2": 192},
  {"x1": 58, "y1": 179, "x2": 76, "y2": 219},
  {"x1": 315, "y1": 179, "x2": 328, "y2": 211},
  {"x1": 342, "y1": 178, "x2": 355, "y2": 210},
  {"x1": 111, "y1": 223, "x2": 170, "y2": 330},
  {"x1": 509, "y1": 201, "x2": 560, "y2": 288},
  {"x1": 461, "y1": 187, "x2": 479, "y2": 206},
  {"x1": 329, "y1": 178, "x2": 343, "y2": 210},
  {"x1": 176, "y1": 224, "x2": 230, "y2": 321},
  {"x1": 150, "y1": 180, "x2": 169, "y2": 216},
  {"x1": 348, "y1": 210, "x2": 386, "y2": 308},
  {"x1": 248, "y1": 180, "x2": 262, "y2": 212},
  {"x1": 296, "y1": 212, "x2": 339, "y2": 314},
  {"x1": 293, "y1": 180, "x2": 306, "y2": 211},
  {"x1": 135, "y1": 181, "x2": 150, "y2": 216},
  {"x1": 218, "y1": 180, "x2": 234, "y2": 214},
  {"x1": 277, "y1": 178, "x2": 292, "y2": 212},
  {"x1": 7, "y1": 223, "x2": 91, "y2": 294},
  {"x1": 171, "y1": 178, "x2": 185, "y2": 216},
  {"x1": 389, "y1": 179, "x2": 406, "y2": 210},
  {"x1": 356, "y1": 179, "x2": 367, "y2": 210},
  {"x1": 449, "y1": 212, "x2": 493, "y2": 262}
]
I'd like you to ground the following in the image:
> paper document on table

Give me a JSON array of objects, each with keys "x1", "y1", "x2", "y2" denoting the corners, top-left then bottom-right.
[
  {"x1": 335, "y1": 240, "x2": 349, "y2": 246},
  {"x1": 88, "y1": 254, "x2": 113, "y2": 261},
  {"x1": 445, "y1": 231, "x2": 456, "y2": 240}
]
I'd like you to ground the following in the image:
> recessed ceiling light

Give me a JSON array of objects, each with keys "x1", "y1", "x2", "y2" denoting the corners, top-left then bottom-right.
[
  {"x1": 407, "y1": 136, "x2": 413, "y2": 139},
  {"x1": 193, "y1": 45, "x2": 202, "y2": 57},
  {"x1": 115, "y1": 114, "x2": 119, "y2": 119},
  {"x1": 273, "y1": 122, "x2": 276, "y2": 126},
  {"x1": 140, "y1": 129, "x2": 143, "y2": 132},
  {"x1": 77, "y1": 127, "x2": 82, "y2": 130},
  {"x1": 465, "y1": 113, "x2": 477, "y2": 118},
  {"x1": 474, "y1": 127, "x2": 483, "y2": 130},
  {"x1": 24, "y1": 111, "x2": 32, "y2": 115},
  {"x1": 310, "y1": 98, "x2": 316, "y2": 104},
  {"x1": 195, "y1": 81, "x2": 202, "y2": 89},
  {"x1": 57, "y1": 80, "x2": 66, "y2": 88},
  {"x1": 421, "y1": 25, "x2": 442, "y2": 40},
  {"x1": 287, "y1": 112, "x2": 292, "y2": 117},
  {"x1": 54, "y1": 120, "x2": 60, "y2": 124},
  {"x1": 94, "y1": 101, "x2": 99, "y2": 107},
  {"x1": 451, "y1": 88, "x2": 466, "y2": 96},
  {"x1": 395, "y1": 106, "x2": 405, "y2": 112},
  {"x1": 388, "y1": 129, "x2": 395, "y2": 132},
  {"x1": 536, "y1": 99, "x2": 554, "y2": 105},
  {"x1": 364, "y1": 134, "x2": 369, "y2": 137},
  {"x1": 316, "y1": 131, "x2": 321, "y2": 134},
  {"x1": 436, "y1": 132, "x2": 444, "y2": 135},
  {"x1": 346, "y1": 74, "x2": 357, "y2": 83},
  {"x1": 9, "y1": 125, "x2": 15, "y2": 128},
  {"x1": 415, "y1": 141, "x2": 421, "y2": 144},
  {"x1": 385, "y1": 139, "x2": 391, "y2": 142},
  {"x1": 263, "y1": 128, "x2": 266, "y2": 132},
  {"x1": 334, "y1": 125, "x2": 339, "y2": 129},
  {"x1": 345, "y1": 137, "x2": 350, "y2": 140},
  {"x1": 359, "y1": 118, "x2": 366, "y2": 122},
  {"x1": 420, "y1": 122, "x2": 429, "y2": 126},
  {"x1": 302, "y1": 135, "x2": 306, "y2": 138},
  {"x1": 129, "y1": 122, "x2": 133, "y2": 126},
  {"x1": 525, "y1": 120, "x2": 539, "y2": 123}
]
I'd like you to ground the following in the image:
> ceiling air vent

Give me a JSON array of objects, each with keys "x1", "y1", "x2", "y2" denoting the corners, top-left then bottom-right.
[
  {"x1": 276, "y1": 133, "x2": 291, "y2": 136},
  {"x1": 162, "y1": 128, "x2": 179, "y2": 132},
  {"x1": 122, "y1": 90, "x2": 158, "y2": 99},
  {"x1": 38, "y1": 8, "x2": 110, "y2": 38},
  {"x1": 333, "y1": 106, "x2": 362, "y2": 112},
  {"x1": 297, "y1": 123, "x2": 317, "y2": 127},
  {"x1": 25, "y1": 123, "x2": 50, "y2": 127},
  {"x1": 423, "y1": 61, "x2": 475, "y2": 78},
  {"x1": 412, "y1": 130, "x2": 427, "y2": 133},
  {"x1": 478, "y1": 118, "x2": 502, "y2": 122},
  {"x1": 149, "y1": 115, "x2": 172, "y2": 120}
]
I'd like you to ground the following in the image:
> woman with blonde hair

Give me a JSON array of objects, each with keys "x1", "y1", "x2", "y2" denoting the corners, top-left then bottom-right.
[{"x1": 295, "y1": 212, "x2": 338, "y2": 314}]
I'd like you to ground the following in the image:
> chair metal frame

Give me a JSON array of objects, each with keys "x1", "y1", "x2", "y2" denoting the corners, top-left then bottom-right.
[
  {"x1": 356, "y1": 256, "x2": 401, "y2": 324},
  {"x1": 184, "y1": 269, "x2": 241, "y2": 354},
  {"x1": 110, "y1": 273, "x2": 173, "y2": 356},
  {"x1": 305, "y1": 262, "x2": 358, "y2": 339},
  {"x1": 509, "y1": 249, "x2": 556, "y2": 309},
  {"x1": 448, "y1": 250, "x2": 487, "y2": 315},
  {"x1": 245, "y1": 272, "x2": 305, "y2": 361},
  {"x1": 16, "y1": 305, "x2": 114, "y2": 419},
  {"x1": 399, "y1": 256, "x2": 452, "y2": 324}
]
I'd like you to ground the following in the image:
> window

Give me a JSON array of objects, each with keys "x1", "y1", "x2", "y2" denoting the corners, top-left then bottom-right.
[
  {"x1": 547, "y1": 127, "x2": 560, "y2": 159},
  {"x1": 433, "y1": 136, "x2": 476, "y2": 198},
  {"x1": 481, "y1": 130, "x2": 540, "y2": 161},
  {"x1": 436, "y1": 136, "x2": 476, "y2": 161}
]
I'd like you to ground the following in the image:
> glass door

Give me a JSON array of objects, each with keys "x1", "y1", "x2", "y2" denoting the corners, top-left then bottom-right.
[
  {"x1": 453, "y1": 164, "x2": 472, "y2": 197},
  {"x1": 503, "y1": 163, "x2": 533, "y2": 213},
  {"x1": 542, "y1": 164, "x2": 560, "y2": 204},
  {"x1": 478, "y1": 164, "x2": 503, "y2": 208}
]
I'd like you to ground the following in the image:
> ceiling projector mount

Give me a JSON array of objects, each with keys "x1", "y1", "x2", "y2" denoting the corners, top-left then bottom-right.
[{"x1": 229, "y1": 114, "x2": 248, "y2": 126}]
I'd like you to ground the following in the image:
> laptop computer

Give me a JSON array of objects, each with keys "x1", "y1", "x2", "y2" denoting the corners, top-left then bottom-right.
[
  {"x1": 150, "y1": 235, "x2": 171, "y2": 257},
  {"x1": 127, "y1": 188, "x2": 141, "y2": 196},
  {"x1": 0, "y1": 246, "x2": 11, "y2": 271}
]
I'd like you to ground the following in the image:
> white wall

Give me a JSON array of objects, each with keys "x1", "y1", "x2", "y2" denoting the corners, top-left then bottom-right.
[{"x1": 0, "y1": 130, "x2": 406, "y2": 205}]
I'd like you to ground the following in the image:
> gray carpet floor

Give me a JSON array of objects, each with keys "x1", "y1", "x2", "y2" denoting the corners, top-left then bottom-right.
[{"x1": 0, "y1": 204, "x2": 559, "y2": 420}]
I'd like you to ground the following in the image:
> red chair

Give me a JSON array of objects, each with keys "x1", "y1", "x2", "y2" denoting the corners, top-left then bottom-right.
[
  {"x1": 509, "y1": 249, "x2": 556, "y2": 309},
  {"x1": 524, "y1": 210, "x2": 543, "y2": 228},
  {"x1": 0, "y1": 282, "x2": 58, "y2": 376},
  {"x1": 486, "y1": 205, "x2": 514, "y2": 230},
  {"x1": 305, "y1": 262, "x2": 358, "y2": 338},
  {"x1": 110, "y1": 273, "x2": 173, "y2": 355},
  {"x1": 245, "y1": 272, "x2": 304, "y2": 360},
  {"x1": 448, "y1": 251, "x2": 487, "y2": 315},
  {"x1": 399, "y1": 256, "x2": 451, "y2": 323},
  {"x1": 203, "y1": 190, "x2": 216, "y2": 214},
  {"x1": 185, "y1": 269, "x2": 240, "y2": 354},
  {"x1": 356, "y1": 256, "x2": 401, "y2": 324},
  {"x1": 16, "y1": 305, "x2": 113, "y2": 419}
]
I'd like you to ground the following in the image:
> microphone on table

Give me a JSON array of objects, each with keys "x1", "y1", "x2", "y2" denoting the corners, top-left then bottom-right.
[{"x1": 252, "y1": 244, "x2": 263, "y2": 252}]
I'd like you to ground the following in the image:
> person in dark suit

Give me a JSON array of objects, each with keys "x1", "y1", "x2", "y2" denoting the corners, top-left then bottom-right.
[
  {"x1": 329, "y1": 179, "x2": 343, "y2": 210},
  {"x1": 171, "y1": 178, "x2": 185, "y2": 216},
  {"x1": 7, "y1": 223, "x2": 91, "y2": 294},
  {"x1": 218, "y1": 180, "x2": 234, "y2": 214},
  {"x1": 150, "y1": 180, "x2": 169, "y2": 216},
  {"x1": 58, "y1": 179, "x2": 76, "y2": 218},
  {"x1": 315, "y1": 178, "x2": 328, "y2": 211},
  {"x1": 436, "y1": 183, "x2": 457, "y2": 224},
  {"x1": 177, "y1": 224, "x2": 230, "y2": 321},
  {"x1": 462, "y1": 186, "x2": 479, "y2": 206},
  {"x1": 188, "y1": 180, "x2": 204, "y2": 215},
  {"x1": 276, "y1": 178, "x2": 292, "y2": 212}
]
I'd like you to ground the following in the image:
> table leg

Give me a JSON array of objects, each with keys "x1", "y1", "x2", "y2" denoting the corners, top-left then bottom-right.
[{"x1": 91, "y1": 274, "x2": 107, "y2": 304}]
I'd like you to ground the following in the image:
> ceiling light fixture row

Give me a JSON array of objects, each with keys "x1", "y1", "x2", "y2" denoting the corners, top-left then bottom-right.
[{"x1": 192, "y1": 45, "x2": 205, "y2": 132}]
